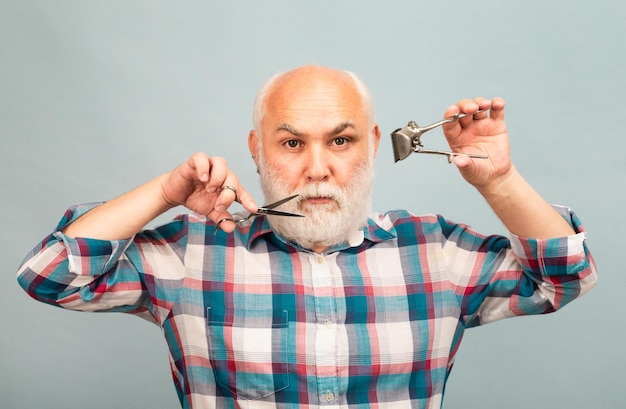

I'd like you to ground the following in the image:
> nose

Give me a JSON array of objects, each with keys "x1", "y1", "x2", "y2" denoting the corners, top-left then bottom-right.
[{"x1": 305, "y1": 145, "x2": 330, "y2": 182}]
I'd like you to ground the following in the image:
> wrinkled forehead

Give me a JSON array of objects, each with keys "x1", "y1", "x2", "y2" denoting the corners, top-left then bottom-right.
[{"x1": 263, "y1": 72, "x2": 367, "y2": 125}]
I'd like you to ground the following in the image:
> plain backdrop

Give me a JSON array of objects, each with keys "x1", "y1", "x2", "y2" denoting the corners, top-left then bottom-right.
[{"x1": 2, "y1": 1, "x2": 624, "y2": 408}]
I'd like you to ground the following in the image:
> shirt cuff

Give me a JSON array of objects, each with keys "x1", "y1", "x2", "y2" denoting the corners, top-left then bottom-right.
[
  {"x1": 52, "y1": 203, "x2": 132, "y2": 276},
  {"x1": 508, "y1": 205, "x2": 588, "y2": 278}
]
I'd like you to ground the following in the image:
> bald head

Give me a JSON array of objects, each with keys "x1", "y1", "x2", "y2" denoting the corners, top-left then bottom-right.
[
  {"x1": 252, "y1": 65, "x2": 375, "y2": 135},
  {"x1": 246, "y1": 66, "x2": 381, "y2": 251}
]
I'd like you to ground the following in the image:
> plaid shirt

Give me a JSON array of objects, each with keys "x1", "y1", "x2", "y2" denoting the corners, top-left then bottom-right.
[{"x1": 17, "y1": 203, "x2": 597, "y2": 408}]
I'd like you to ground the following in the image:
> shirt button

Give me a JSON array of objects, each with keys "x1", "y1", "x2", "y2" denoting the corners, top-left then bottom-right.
[
  {"x1": 324, "y1": 319, "x2": 334, "y2": 329},
  {"x1": 316, "y1": 255, "x2": 324, "y2": 264},
  {"x1": 325, "y1": 391, "x2": 335, "y2": 402}
]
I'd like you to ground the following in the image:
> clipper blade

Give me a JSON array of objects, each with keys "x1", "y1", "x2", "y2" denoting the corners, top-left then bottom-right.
[{"x1": 390, "y1": 127, "x2": 415, "y2": 162}]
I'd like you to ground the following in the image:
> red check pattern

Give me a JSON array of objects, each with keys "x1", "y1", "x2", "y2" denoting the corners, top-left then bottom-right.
[{"x1": 17, "y1": 203, "x2": 597, "y2": 408}]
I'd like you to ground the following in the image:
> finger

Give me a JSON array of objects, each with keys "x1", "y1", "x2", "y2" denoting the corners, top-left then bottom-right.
[
  {"x1": 175, "y1": 152, "x2": 209, "y2": 181},
  {"x1": 217, "y1": 219, "x2": 238, "y2": 234},
  {"x1": 456, "y1": 99, "x2": 481, "y2": 128},
  {"x1": 216, "y1": 180, "x2": 258, "y2": 209},
  {"x1": 214, "y1": 177, "x2": 240, "y2": 212},
  {"x1": 210, "y1": 184, "x2": 258, "y2": 233},
  {"x1": 443, "y1": 103, "x2": 460, "y2": 119},
  {"x1": 489, "y1": 97, "x2": 506, "y2": 121},
  {"x1": 442, "y1": 104, "x2": 461, "y2": 133},
  {"x1": 234, "y1": 185, "x2": 259, "y2": 213},
  {"x1": 204, "y1": 156, "x2": 229, "y2": 193},
  {"x1": 472, "y1": 97, "x2": 492, "y2": 120},
  {"x1": 209, "y1": 210, "x2": 237, "y2": 233},
  {"x1": 187, "y1": 152, "x2": 210, "y2": 182},
  {"x1": 453, "y1": 154, "x2": 472, "y2": 170}
]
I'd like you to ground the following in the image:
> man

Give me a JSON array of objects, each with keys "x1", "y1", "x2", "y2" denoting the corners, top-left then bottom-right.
[{"x1": 17, "y1": 65, "x2": 597, "y2": 408}]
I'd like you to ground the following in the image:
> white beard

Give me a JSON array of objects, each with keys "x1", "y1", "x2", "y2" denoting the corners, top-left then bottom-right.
[{"x1": 258, "y1": 156, "x2": 375, "y2": 251}]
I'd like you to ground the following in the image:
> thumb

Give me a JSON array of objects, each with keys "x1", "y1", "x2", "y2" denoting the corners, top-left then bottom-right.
[{"x1": 453, "y1": 154, "x2": 471, "y2": 170}]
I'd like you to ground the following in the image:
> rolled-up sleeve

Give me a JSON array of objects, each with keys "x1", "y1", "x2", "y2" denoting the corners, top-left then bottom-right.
[
  {"x1": 445, "y1": 205, "x2": 597, "y2": 327},
  {"x1": 507, "y1": 205, "x2": 597, "y2": 313},
  {"x1": 17, "y1": 203, "x2": 188, "y2": 324}
]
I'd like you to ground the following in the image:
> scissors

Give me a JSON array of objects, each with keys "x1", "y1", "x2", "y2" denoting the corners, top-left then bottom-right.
[
  {"x1": 213, "y1": 194, "x2": 304, "y2": 234},
  {"x1": 391, "y1": 110, "x2": 490, "y2": 163}
]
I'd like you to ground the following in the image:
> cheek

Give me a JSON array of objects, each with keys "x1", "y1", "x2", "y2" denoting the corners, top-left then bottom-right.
[
  {"x1": 334, "y1": 157, "x2": 365, "y2": 184},
  {"x1": 267, "y1": 157, "x2": 304, "y2": 186}
]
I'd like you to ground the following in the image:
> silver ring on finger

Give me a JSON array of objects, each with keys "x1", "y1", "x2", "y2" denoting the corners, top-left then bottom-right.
[
  {"x1": 213, "y1": 217, "x2": 235, "y2": 235},
  {"x1": 219, "y1": 185, "x2": 239, "y2": 202}
]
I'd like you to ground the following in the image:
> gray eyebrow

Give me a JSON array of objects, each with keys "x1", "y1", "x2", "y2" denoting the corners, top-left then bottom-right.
[
  {"x1": 331, "y1": 121, "x2": 355, "y2": 135},
  {"x1": 276, "y1": 123, "x2": 302, "y2": 136},
  {"x1": 275, "y1": 121, "x2": 355, "y2": 137}
]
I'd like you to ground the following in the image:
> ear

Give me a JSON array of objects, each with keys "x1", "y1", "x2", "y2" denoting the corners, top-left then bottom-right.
[
  {"x1": 248, "y1": 130, "x2": 259, "y2": 167},
  {"x1": 371, "y1": 122, "x2": 381, "y2": 157}
]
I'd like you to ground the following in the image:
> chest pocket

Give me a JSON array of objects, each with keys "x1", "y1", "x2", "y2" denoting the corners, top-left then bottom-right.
[{"x1": 206, "y1": 306, "x2": 290, "y2": 400}]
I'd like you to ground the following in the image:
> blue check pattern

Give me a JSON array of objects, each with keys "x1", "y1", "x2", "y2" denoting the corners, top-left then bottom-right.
[{"x1": 17, "y1": 203, "x2": 597, "y2": 408}]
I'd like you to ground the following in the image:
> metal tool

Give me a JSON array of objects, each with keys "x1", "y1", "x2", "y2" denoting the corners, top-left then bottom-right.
[
  {"x1": 391, "y1": 110, "x2": 490, "y2": 163},
  {"x1": 213, "y1": 194, "x2": 304, "y2": 234}
]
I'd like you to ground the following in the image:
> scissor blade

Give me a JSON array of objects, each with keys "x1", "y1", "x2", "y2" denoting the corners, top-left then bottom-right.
[
  {"x1": 258, "y1": 208, "x2": 305, "y2": 217},
  {"x1": 262, "y1": 194, "x2": 300, "y2": 209}
]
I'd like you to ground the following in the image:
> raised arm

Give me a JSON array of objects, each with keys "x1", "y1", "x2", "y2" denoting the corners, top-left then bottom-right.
[
  {"x1": 441, "y1": 98, "x2": 575, "y2": 238},
  {"x1": 63, "y1": 152, "x2": 258, "y2": 240}
]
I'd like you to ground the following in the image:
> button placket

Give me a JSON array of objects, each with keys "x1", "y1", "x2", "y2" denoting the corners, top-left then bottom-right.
[
  {"x1": 325, "y1": 390, "x2": 335, "y2": 402},
  {"x1": 309, "y1": 252, "x2": 340, "y2": 405}
]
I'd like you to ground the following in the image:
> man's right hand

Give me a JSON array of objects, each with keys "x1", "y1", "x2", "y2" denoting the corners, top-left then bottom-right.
[
  {"x1": 160, "y1": 152, "x2": 258, "y2": 232},
  {"x1": 63, "y1": 152, "x2": 258, "y2": 240}
]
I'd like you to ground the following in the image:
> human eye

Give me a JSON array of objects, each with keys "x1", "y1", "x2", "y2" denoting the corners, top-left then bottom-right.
[
  {"x1": 284, "y1": 139, "x2": 301, "y2": 149},
  {"x1": 331, "y1": 137, "x2": 349, "y2": 147}
]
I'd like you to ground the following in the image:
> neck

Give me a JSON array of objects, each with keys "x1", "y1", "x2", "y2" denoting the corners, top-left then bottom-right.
[{"x1": 311, "y1": 245, "x2": 327, "y2": 254}]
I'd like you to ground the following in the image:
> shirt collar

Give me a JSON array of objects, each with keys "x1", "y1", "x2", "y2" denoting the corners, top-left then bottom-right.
[{"x1": 244, "y1": 214, "x2": 396, "y2": 253}]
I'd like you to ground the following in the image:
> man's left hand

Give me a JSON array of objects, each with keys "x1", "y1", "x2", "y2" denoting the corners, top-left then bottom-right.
[{"x1": 442, "y1": 97, "x2": 511, "y2": 188}]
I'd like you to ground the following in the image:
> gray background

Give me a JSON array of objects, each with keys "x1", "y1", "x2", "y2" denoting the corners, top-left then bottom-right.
[{"x1": 1, "y1": 1, "x2": 623, "y2": 408}]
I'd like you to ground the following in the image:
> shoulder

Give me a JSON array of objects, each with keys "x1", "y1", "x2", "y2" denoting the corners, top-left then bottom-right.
[
  {"x1": 368, "y1": 209, "x2": 442, "y2": 229},
  {"x1": 365, "y1": 210, "x2": 450, "y2": 245}
]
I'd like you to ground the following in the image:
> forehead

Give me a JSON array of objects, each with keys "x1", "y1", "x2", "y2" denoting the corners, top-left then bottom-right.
[{"x1": 263, "y1": 72, "x2": 368, "y2": 130}]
